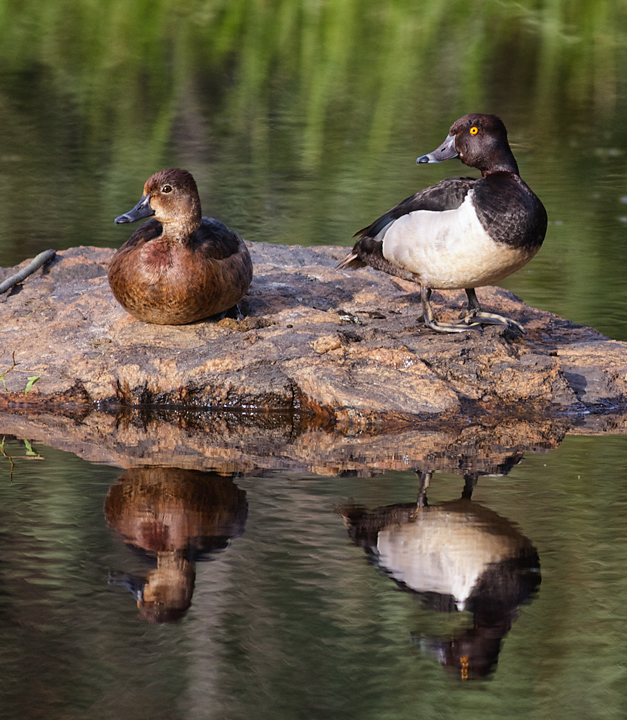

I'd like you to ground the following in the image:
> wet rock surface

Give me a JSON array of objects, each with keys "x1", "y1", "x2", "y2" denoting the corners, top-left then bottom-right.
[
  {"x1": 0, "y1": 243, "x2": 626, "y2": 426},
  {"x1": 0, "y1": 405, "x2": 624, "y2": 478}
]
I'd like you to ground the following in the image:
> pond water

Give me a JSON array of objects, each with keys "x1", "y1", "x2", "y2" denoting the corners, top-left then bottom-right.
[
  {"x1": 2, "y1": 1, "x2": 627, "y2": 718},
  {"x1": 2, "y1": 430, "x2": 627, "y2": 720}
]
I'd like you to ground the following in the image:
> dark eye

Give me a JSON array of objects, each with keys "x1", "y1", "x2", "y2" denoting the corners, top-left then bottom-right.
[{"x1": 161, "y1": 184, "x2": 173, "y2": 193}]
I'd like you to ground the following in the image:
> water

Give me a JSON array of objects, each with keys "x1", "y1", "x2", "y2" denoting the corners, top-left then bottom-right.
[
  {"x1": 1, "y1": 432, "x2": 627, "y2": 719},
  {"x1": 2, "y1": 1, "x2": 627, "y2": 717}
]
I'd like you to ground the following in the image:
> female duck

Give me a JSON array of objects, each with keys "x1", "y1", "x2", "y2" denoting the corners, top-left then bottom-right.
[
  {"x1": 338, "y1": 114, "x2": 547, "y2": 333},
  {"x1": 109, "y1": 169, "x2": 253, "y2": 325}
]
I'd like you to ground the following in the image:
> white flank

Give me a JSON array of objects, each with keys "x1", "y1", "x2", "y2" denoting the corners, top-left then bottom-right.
[
  {"x1": 381, "y1": 192, "x2": 537, "y2": 289},
  {"x1": 376, "y1": 509, "x2": 522, "y2": 611}
]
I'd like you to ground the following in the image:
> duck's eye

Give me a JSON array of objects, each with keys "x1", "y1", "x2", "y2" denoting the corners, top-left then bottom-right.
[
  {"x1": 469, "y1": 126, "x2": 479, "y2": 136},
  {"x1": 161, "y1": 184, "x2": 173, "y2": 194}
]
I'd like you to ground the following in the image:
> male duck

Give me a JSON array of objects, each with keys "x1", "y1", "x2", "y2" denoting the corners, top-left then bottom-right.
[
  {"x1": 109, "y1": 168, "x2": 253, "y2": 325},
  {"x1": 337, "y1": 114, "x2": 547, "y2": 333}
]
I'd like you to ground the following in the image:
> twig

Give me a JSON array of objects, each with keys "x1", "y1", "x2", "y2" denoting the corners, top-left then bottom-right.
[
  {"x1": 0, "y1": 351, "x2": 16, "y2": 390},
  {"x1": 0, "y1": 249, "x2": 56, "y2": 294},
  {"x1": 0, "y1": 437, "x2": 15, "y2": 482}
]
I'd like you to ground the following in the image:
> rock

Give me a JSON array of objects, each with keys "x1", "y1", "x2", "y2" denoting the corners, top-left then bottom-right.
[
  {"x1": 0, "y1": 404, "x2": 624, "y2": 479},
  {"x1": 0, "y1": 243, "x2": 626, "y2": 426}
]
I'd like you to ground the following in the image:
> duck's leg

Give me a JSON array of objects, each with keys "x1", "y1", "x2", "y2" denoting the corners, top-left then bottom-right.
[
  {"x1": 420, "y1": 286, "x2": 482, "y2": 333},
  {"x1": 461, "y1": 473, "x2": 478, "y2": 500},
  {"x1": 416, "y1": 470, "x2": 432, "y2": 507},
  {"x1": 216, "y1": 304, "x2": 244, "y2": 321},
  {"x1": 460, "y1": 288, "x2": 524, "y2": 333},
  {"x1": 229, "y1": 303, "x2": 244, "y2": 321}
]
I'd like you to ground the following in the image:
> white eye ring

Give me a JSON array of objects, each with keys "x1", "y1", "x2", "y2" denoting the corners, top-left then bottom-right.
[{"x1": 161, "y1": 184, "x2": 173, "y2": 193}]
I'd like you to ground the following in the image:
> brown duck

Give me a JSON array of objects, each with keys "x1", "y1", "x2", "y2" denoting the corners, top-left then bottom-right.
[{"x1": 109, "y1": 168, "x2": 253, "y2": 325}]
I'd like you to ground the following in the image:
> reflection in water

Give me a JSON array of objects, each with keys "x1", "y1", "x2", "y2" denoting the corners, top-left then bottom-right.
[
  {"x1": 104, "y1": 467, "x2": 247, "y2": 623},
  {"x1": 341, "y1": 472, "x2": 540, "y2": 680}
]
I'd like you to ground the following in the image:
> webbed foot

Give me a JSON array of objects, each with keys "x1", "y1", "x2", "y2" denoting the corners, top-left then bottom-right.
[
  {"x1": 461, "y1": 288, "x2": 524, "y2": 333},
  {"x1": 458, "y1": 308, "x2": 524, "y2": 333}
]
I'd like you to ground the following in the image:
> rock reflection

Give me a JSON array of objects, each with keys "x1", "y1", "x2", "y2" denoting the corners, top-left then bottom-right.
[
  {"x1": 341, "y1": 472, "x2": 540, "y2": 680},
  {"x1": 104, "y1": 467, "x2": 247, "y2": 623}
]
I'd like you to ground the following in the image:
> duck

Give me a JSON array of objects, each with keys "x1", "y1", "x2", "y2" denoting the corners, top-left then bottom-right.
[
  {"x1": 337, "y1": 114, "x2": 547, "y2": 333},
  {"x1": 340, "y1": 472, "x2": 541, "y2": 679},
  {"x1": 109, "y1": 168, "x2": 253, "y2": 325}
]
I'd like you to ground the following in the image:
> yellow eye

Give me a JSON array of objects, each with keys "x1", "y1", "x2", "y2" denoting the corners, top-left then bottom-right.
[{"x1": 469, "y1": 126, "x2": 479, "y2": 135}]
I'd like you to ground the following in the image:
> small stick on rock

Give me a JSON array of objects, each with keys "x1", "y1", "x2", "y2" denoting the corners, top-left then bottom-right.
[{"x1": 0, "y1": 249, "x2": 56, "y2": 295}]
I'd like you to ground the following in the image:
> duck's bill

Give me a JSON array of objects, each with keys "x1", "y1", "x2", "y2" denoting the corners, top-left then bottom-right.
[
  {"x1": 114, "y1": 194, "x2": 155, "y2": 224},
  {"x1": 417, "y1": 133, "x2": 458, "y2": 164},
  {"x1": 108, "y1": 570, "x2": 145, "y2": 601}
]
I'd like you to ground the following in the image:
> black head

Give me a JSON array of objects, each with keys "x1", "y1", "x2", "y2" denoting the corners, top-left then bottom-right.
[{"x1": 418, "y1": 114, "x2": 519, "y2": 176}]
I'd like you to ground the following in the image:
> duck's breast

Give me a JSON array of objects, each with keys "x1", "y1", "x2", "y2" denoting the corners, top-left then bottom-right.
[
  {"x1": 381, "y1": 192, "x2": 538, "y2": 289},
  {"x1": 375, "y1": 506, "x2": 527, "y2": 610}
]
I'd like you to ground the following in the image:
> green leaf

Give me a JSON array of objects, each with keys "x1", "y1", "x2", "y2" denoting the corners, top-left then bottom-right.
[
  {"x1": 24, "y1": 375, "x2": 40, "y2": 395},
  {"x1": 23, "y1": 439, "x2": 37, "y2": 456}
]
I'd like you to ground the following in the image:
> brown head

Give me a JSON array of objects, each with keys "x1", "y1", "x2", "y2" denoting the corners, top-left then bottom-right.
[
  {"x1": 417, "y1": 114, "x2": 519, "y2": 176},
  {"x1": 114, "y1": 168, "x2": 203, "y2": 236}
]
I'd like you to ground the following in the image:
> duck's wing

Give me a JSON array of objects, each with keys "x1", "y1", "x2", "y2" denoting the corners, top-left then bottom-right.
[
  {"x1": 195, "y1": 218, "x2": 253, "y2": 302},
  {"x1": 337, "y1": 177, "x2": 475, "y2": 273},
  {"x1": 195, "y1": 217, "x2": 249, "y2": 260}
]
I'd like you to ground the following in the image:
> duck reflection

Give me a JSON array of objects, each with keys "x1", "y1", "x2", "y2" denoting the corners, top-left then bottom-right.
[
  {"x1": 341, "y1": 472, "x2": 540, "y2": 680},
  {"x1": 104, "y1": 467, "x2": 247, "y2": 623}
]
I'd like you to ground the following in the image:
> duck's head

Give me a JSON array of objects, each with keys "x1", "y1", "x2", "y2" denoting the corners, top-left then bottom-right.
[
  {"x1": 417, "y1": 114, "x2": 519, "y2": 176},
  {"x1": 114, "y1": 168, "x2": 202, "y2": 232}
]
